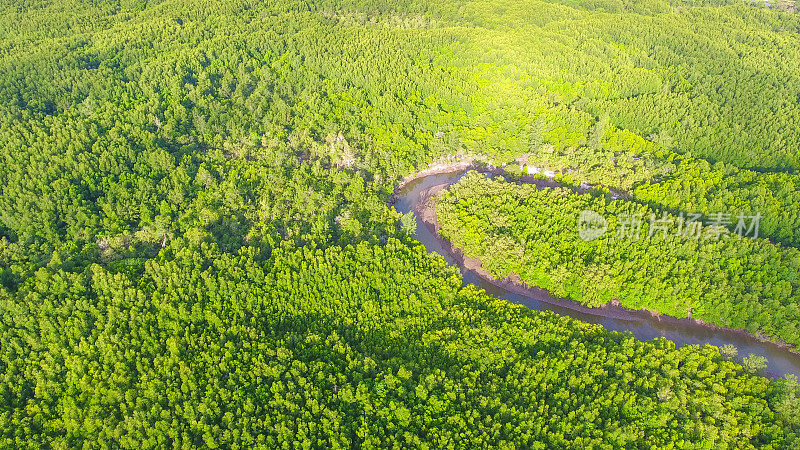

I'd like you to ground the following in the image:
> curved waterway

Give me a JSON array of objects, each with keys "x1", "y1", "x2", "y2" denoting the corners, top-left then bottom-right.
[{"x1": 393, "y1": 169, "x2": 800, "y2": 379}]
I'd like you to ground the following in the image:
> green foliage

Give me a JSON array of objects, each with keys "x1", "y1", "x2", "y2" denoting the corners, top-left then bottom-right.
[
  {"x1": 1, "y1": 0, "x2": 800, "y2": 446},
  {"x1": 1, "y1": 239, "x2": 797, "y2": 447},
  {"x1": 3, "y1": 0, "x2": 800, "y2": 256},
  {"x1": 436, "y1": 172, "x2": 800, "y2": 347},
  {"x1": 744, "y1": 355, "x2": 770, "y2": 375},
  {"x1": 399, "y1": 211, "x2": 418, "y2": 236},
  {"x1": 720, "y1": 344, "x2": 739, "y2": 361}
]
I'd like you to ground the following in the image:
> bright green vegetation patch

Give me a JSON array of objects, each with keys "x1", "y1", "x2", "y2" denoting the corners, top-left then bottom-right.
[
  {"x1": 1, "y1": 239, "x2": 798, "y2": 447},
  {"x1": 436, "y1": 172, "x2": 800, "y2": 348},
  {"x1": 3, "y1": 0, "x2": 800, "y2": 265},
  {"x1": 2, "y1": 0, "x2": 800, "y2": 446}
]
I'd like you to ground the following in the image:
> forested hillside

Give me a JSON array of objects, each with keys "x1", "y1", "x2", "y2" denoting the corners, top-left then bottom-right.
[
  {"x1": 436, "y1": 172, "x2": 800, "y2": 348},
  {"x1": 3, "y1": 238, "x2": 799, "y2": 447},
  {"x1": 2, "y1": 0, "x2": 800, "y2": 446},
  {"x1": 4, "y1": 0, "x2": 800, "y2": 266}
]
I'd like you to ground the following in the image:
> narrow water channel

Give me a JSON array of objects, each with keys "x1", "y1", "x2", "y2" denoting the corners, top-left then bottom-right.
[{"x1": 393, "y1": 170, "x2": 800, "y2": 379}]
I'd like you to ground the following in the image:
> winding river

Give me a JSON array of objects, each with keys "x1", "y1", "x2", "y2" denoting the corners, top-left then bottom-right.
[{"x1": 393, "y1": 169, "x2": 800, "y2": 379}]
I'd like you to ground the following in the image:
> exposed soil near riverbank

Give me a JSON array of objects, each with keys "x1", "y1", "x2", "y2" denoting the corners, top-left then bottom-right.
[{"x1": 394, "y1": 161, "x2": 800, "y2": 365}]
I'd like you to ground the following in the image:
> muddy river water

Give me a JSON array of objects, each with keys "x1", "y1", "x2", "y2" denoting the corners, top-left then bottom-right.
[{"x1": 393, "y1": 169, "x2": 800, "y2": 379}]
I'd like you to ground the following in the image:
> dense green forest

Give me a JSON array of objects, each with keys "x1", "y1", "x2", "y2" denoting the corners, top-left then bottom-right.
[
  {"x1": 2, "y1": 0, "x2": 800, "y2": 446},
  {"x1": 436, "y1": 172, "x2": 800, "y2": 348},
  {"x1": 3, "y1": 238, "x2": 800, "y2": 447},
  {"x1": 4, "y1": 0, "x2": 800, "y2": 265}
]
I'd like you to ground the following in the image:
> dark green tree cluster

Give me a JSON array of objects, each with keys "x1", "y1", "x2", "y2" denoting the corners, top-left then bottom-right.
[
  {"x1": 1, "y1": 238, "x2": 798, "y2": 447},
  {"x1": 436, "y1": 172, "x2": 800, "y2": 348},
  {"x1": 3, "y1": 0, "x2": 800, "y2": 254},
  {"x1": 2, "y1": 0, "x2": 800, "y2": 446}
]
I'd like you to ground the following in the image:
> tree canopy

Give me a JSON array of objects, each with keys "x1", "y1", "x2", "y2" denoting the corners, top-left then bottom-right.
[{"x1": 2, "y1": 0, "x2": 800, "y2": 446}]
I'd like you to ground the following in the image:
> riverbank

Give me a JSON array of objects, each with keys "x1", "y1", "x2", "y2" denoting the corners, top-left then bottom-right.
[
  {"x1": 390, "y1": 158, "x2": 565, "y2": 205},
  {"x1": 392, "y1": 162, "x2": 800, "y2": 376},
  {"x1": 390, "y1": 157, "x2": 624, "y2": 205}
]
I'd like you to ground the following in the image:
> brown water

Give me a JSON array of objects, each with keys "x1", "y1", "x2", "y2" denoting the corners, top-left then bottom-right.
[{"x1": 394, "y1": 170, "x2": 800, "y2": 379}]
